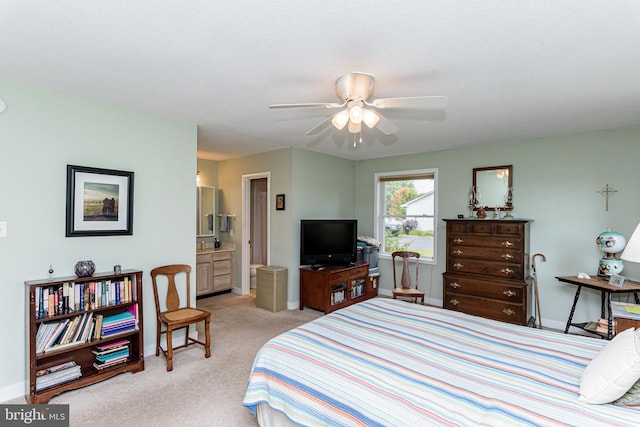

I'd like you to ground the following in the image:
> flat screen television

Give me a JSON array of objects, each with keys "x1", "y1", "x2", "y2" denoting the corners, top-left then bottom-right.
[{"x1": 300, "y1": 219, "x2": 357, "y2": 267}]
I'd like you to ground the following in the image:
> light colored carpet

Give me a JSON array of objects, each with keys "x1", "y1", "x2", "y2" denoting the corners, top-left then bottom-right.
[{"x1": 11, "y1": 293, "x2": 322, "y2": 427}]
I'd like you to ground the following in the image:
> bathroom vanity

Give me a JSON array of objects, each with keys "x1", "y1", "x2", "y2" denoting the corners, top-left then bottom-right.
[{"x1": 196, "y1": 245, "x2": 235, "y2": 296}]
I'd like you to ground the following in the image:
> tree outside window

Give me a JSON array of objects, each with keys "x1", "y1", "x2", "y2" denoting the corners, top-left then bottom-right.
[{"x1": 375, "y1": 170, "x2": 437, "y2": 262}]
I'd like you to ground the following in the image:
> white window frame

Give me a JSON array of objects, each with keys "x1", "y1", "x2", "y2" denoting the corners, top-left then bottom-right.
[{"x1": 374, "y1": 168, "x2": 438, "y2": 264}]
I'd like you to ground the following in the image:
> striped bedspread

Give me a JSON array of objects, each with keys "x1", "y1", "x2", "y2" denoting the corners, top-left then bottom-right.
[{"x1": 243, "y1": 298, "x2": 640, "y2": 426}]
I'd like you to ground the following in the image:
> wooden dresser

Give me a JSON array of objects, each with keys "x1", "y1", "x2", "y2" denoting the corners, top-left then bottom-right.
[{"x1": 442, "y1": 219, "x2": 533, "y2": 325}]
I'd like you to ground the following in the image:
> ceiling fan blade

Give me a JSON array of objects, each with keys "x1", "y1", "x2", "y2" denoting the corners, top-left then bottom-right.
[
  {"x1": 375, "y1": 112, "x2": 399, "y2": 135},
  {"x1": 269, "y1": 102, "x2": 342, "y2": 109},
  {"x1": 369, "y1": 96, "x2": 448, "y2": 110},
  {"x1": 306, "y1": 115, "x2": 336, "y2": 135}
]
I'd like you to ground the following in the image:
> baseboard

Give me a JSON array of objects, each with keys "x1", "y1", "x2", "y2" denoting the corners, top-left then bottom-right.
[{"x1": 0, "y1": 381, "x2": 26, "y2": 403}]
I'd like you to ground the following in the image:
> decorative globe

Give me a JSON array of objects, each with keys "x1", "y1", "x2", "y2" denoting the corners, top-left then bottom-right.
[
  {"x1": 596, "y1": 229, "x2": 626, "y2": 255},
  {"x1": 74, "y1": 260, "x2": 96, "y2": 277}
]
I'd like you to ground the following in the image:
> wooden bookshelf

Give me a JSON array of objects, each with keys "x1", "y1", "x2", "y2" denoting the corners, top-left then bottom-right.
[{"x1": 25, "y1": 269, "x2": 144, "y2": 403}]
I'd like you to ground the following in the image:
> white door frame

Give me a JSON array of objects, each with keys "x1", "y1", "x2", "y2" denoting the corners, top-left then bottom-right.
[{"x1": 241, "y1": 172, "x2": 270, "y2": 295}]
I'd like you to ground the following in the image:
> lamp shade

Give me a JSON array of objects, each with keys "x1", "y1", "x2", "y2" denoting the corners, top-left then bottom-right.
[
  {"x1": 331, "y1": 110, "x2": 350, "y2": 130},
  {"x1": 621, "y1": 223, "x2": 640, "y2": 263}
]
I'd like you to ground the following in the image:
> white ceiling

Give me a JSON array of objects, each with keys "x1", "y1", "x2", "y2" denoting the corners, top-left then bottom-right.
[{"x1": 1, "y1": 1, "x2": 639, "y2": 161}]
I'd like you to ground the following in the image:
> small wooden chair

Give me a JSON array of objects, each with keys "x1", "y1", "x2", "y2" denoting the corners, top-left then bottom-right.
[
  {"x1": 391, "y1": 251, "x2": 424, "y2": 304},
  {"x1": 150, "y1": 264, "x2": 211, "y2": 371}
]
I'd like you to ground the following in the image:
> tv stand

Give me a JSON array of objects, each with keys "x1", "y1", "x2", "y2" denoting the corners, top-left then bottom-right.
[
  {"x1": 299, "y1": 263, "x2": 376, "y2": 314},
  {"x1": 312, "y1": 264, "x2": 353, "y2": 271}
]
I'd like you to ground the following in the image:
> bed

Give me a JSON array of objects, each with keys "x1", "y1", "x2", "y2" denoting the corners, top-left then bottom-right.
[{"x1": 243, "y1": 298, "x2": 640, "y2": 426}]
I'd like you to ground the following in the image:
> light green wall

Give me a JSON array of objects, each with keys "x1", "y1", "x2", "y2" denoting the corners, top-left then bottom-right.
[
  {"x1": 0, "y1": 79, "x2": 197, "y2": 400},
  {"x1": 217, "y1": 148, "x2": 293, "y2": 294},
  {"x1": 355, "y1": 127, "x2": 640, "y2": 328},
  {"x1": 217, "y1": 147, "x2": 355, "y2": 303},
  {"x1": 290, "y1": 149, "x2": 356, "y2": 301}
]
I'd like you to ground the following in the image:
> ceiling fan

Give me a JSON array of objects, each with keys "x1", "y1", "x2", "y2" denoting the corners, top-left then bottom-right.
[{"x1": 269, "y1": 72, "x2": 448, "y2": 137}]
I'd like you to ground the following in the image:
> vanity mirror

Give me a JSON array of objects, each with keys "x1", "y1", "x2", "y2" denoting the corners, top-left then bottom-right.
[
  {"x1": 472, "y1": 165, "x2": 513, "y2": 212},
  {"x1": 197, "y1": 185, "x2": 216, "y2": 237}
]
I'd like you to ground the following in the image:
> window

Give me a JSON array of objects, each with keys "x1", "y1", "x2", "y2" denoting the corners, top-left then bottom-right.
[{"x1": 374, "y1": 169, "x2": 437, "y2": 263}]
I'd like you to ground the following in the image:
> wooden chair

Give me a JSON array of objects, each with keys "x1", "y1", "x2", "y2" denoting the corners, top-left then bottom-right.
[
  {"x1": 150, "y1": 264, "x2": 211, "y2": 371},
  {"x1": 391, "y1": 251, "x2": 424, "y2": 304}
]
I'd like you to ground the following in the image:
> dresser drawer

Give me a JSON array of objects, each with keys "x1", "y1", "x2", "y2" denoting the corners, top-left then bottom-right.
[
  {"x1": 447, "y1": 258, "x2": 523, "y2": 279},
  {"x1": 447, "y1": 221, "x2": 524, "y2": 236},
  {"x1": 449, "y1": 245, "x2": 521, "y2": 263},
  {"x1": 443, "y1": 273, "x2": 526, "y2": 302},
  {"x1": 443, "y1": 292, "x2": 527, "y2": 325},
  {"x1": 449, "y1": 234, "x2": 522, "y2": 250}
]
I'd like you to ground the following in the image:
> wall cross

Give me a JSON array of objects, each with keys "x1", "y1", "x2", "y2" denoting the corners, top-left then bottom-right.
[{"x1": 597, "y1": 184, "x2": 617, "y2": 211}]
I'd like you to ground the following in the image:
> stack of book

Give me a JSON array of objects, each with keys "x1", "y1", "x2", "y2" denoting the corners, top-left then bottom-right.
[
  {"x1": 100, "y1": 308, "x2": 137, "y2": 338},
  {"x1": 612, "y1": 301, "x2": 640, "y2": 320},
  {"x1": 35, "y1": 361, "x2": 82, "y2": 391},
  {"x1": 583, "y1": 318, "x2": 616, "y2": 335},
  {"x1": 92, "y1": 340, "x2": 130, "y2": 370}
]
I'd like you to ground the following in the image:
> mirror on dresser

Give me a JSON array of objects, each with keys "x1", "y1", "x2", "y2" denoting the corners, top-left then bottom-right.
[
  {"x1": 197, "y1": 185, "x2": 216, "y2": 237},
  {"x1": 472, "y1": 165, "x2": 513, "y2": 212}
]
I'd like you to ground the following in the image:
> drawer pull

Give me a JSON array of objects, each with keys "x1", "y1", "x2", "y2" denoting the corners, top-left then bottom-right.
[
  {"x1": 453, "y1": 263, "x2": 464, "y2": 269},
  {"x1": 449, "y1": 282, "x2": 461, "y2": 289},
  {"x1": 453, "y1": 238, "x2": 464, "y2": 244},
  {"x1": 503, "y1": 290, "x2": 517, "y2": 297},
  {"x1": 450, "y1": 299, "x2": 460, "y2": 306},
  {"x1": 501, "y1": 241, "x2": 514, "y2": 247},
  {"x1": 500, "y1": 267, "x2": 514, "y2": 275},
  {"x1": 503, "y1": 308, "x2": 516, "y2": 316},
  {"x1": 501, "y1": 253, "x2": 513, "y2": 260},
  {"x1": 453, "y1": 249, "x2": 464, "y2": 256}
]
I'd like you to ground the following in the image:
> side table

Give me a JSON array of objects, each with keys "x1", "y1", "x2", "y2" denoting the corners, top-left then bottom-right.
[{"x1": 556, "y1": 275, "x2": 640, "y2": 339}]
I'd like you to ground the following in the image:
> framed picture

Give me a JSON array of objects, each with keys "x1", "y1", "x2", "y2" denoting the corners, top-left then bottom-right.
[
  {"x1": 276, "y1": 194, "x2": 285, "y2": 211},
  {"x1": 609, "y1": 274, "x2": 625, "y2": 288},
  {"x1": 66, "y1": 165, "x2": 134, "y2": 237}
]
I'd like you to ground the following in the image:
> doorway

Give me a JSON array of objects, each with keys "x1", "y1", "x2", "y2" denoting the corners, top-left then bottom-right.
[{"x1": 241, "y1": 172, "x2": 270, "y2": 296}]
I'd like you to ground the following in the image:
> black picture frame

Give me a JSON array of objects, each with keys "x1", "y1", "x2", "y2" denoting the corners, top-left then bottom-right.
[
  {"x1": 276, "y1": 194, "x2": 285, "y2": 211},
  {"x1": 66, "y1": 165, "x2": 134, "y2": 237}
]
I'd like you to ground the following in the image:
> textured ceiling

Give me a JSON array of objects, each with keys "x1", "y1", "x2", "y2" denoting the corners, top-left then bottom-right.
[{"x1": 1, "y1": 1, "x2": 639, "y2": 161}]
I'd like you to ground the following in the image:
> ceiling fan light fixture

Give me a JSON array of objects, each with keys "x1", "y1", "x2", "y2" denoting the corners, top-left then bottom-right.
[
  {"x1": 348, "y1": 120, "x2": 362, "y2": 134},
  {"x1": 349, "y1": 105, "x2": 364, "y2": 124},
  {"x1": 363, "y1": 109, "x2": 380, "y2": 128},
  {"x1": 331, "y1": 109, "x2": 350, "y2": 130}
]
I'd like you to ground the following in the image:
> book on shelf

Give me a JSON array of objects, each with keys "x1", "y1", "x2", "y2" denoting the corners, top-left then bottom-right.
[
  {"x1": 37, "y1": 312, "x2": 100, "y2": 353},
  {"x1": 92, "y1": 340, "x2": 130, "y2": 370},
  {"x1": 35, "y1": 274, "x2": 137, "y2": 319},
  {"x1": 582, "y1": 318, "x2": 616, "y2": 335},
  {"x1": 35, "y1": 361, "x2": 82, "y2": 391},
  {"x1": 100, "y1": 306, "x2": 137, "y2": 338}
]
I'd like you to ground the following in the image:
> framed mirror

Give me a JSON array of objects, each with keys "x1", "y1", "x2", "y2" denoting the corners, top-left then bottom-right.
[
  {"x1": 197, "y1": 185, "x2": 216, "y2": 237},
  {"x1": 472, "y1": 165, "x2": 513, "y2": 212}
]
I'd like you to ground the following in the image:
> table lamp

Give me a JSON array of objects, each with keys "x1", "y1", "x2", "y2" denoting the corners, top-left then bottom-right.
[
  {"x1": 621, "y1": 223, "x2": 640, "y2": 270},
  {"x1": 596, "y1": 228, "x2": 626, "y2": 276}
]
